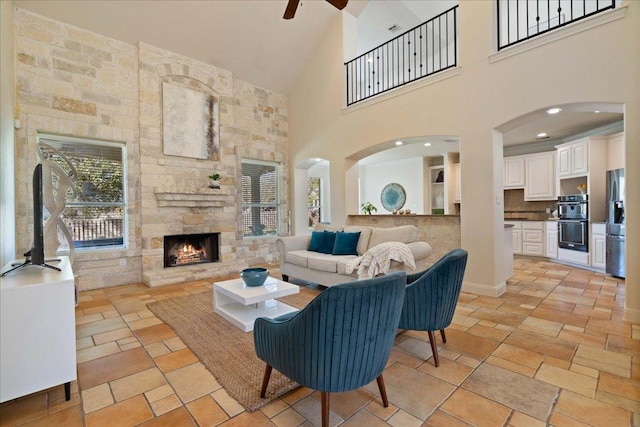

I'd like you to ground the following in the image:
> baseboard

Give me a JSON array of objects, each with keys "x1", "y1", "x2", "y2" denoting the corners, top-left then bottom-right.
[
  {"x1": 624, "y1": 307, "x2": 640, "y2": 324},
  {"x1": 462, "y1": 280, "x2": 507, "y2": 297}
]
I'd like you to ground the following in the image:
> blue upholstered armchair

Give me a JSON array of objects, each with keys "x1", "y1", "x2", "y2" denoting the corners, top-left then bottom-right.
[
  {"x1": 398, "y1": 248, "x2": 468, "y2": 367},
  {"x1": 254, "y1": 272, "x2": 407, "y2": 427}
]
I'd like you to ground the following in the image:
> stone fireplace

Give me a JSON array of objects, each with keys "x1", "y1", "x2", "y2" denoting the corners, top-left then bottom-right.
[{"x1": 164, "y1": 233, "x2": 219, "y2": 268}]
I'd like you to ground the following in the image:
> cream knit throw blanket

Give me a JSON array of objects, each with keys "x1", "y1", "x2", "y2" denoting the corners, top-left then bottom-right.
[{"x1": 346, "y1": 241, "x2": 416, "y2": 279}]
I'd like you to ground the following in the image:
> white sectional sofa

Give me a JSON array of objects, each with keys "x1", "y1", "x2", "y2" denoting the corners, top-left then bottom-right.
[{"x1": 275, "y1": 224, "x2": 433, "y2": 287}]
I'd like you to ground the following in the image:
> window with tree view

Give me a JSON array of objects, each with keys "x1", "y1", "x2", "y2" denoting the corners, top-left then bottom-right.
[
  {"x1": 241, "y1": 160, "x2": 280, "y2": 237},
  {"x1": 38, "y1": 134, "x2": 126, "y2": 250}
]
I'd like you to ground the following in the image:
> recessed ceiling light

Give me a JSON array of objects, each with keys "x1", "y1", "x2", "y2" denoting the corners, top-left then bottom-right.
[
  {"x1": 315, "y1": 158, "x2": 322, "y2": 162},
  {"x1": 594, "y1": 110, "x2": 600, "y2": 114},
  {"x1": 547, "y1": 107, "x2": 562, "y2": 115},
  {"x1": 395, "y1": 141, "x2": 403, "y2": 146},
  {"x1": 424, "y1": 143, "x2": 432, "y2": 147},
  {"x1": 537, "y1": 132, "x2": 548, "y2": 138}
]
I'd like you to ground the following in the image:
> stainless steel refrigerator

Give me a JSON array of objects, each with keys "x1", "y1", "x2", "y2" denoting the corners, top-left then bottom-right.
[{"x1": 606, "y1": 168, "x2": 625, "y2": 278}]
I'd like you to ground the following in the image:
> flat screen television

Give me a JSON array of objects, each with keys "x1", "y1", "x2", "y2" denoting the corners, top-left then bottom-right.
[{"x1": 0, "y1": 163, "x2": 60, "y2": 276}]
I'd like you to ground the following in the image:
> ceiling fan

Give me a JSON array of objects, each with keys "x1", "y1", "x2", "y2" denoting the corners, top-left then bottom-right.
[{"x1": 283, "y1": 0, "x2": 348, "y2": 19}]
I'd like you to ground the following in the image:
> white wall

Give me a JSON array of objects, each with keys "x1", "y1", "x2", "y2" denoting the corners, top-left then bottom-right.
[
  {"x1": 359, "y1": 158, "x2": 424, "y2": 214},
  {"x1": 288, "y1": 2, "x2": 640, "y2": 320},
  {"x1": 0, "y1": 2, "x2": 15, "y2": 266}
]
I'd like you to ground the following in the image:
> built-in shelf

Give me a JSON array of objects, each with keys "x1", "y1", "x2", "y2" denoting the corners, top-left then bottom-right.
[{"x1": 154, "y1": 188, "x2": 234, "y2": 207}]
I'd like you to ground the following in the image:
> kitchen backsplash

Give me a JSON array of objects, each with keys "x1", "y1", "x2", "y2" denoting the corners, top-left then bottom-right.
[{"x1": 504, "y1": 189, "x2": 557, "y2": 220}]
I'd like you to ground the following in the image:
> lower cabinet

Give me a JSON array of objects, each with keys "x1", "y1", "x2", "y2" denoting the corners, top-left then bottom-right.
[
  {"x1": 505, "y1": 221, "x2": 522, "y2": 254},
  {"x1": 546, "y1": 222, "x2": 558, "y2": 259},
  {"x1": 591, "y1": 223, "x2": 606, "y2": 269},
  {"x1": 522, "y1": 222, "x2": 545, "y2": 256}
]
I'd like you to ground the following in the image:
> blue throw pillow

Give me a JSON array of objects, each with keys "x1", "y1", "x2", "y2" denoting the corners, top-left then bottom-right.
[
  {"x1": 332, "y1": 231, "x2": 361, "y2": 255},
  {"x1": 308, "y1": 231, "x2": 324, "y2": 252},
  {"x1": 318, "y1": 231, "x2": 337, "y2": 254}
]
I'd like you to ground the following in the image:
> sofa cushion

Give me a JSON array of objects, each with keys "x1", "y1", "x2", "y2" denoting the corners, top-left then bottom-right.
[
  {"x1": 343, "y1": 226, "x2": 372, "y2": 255},
  {"x1": 307, "y1": 253, "x2": 339, "y2": 272},
  {"x1": 286, "y1": 250, "x2": 310, "y2": 267},
  {"x1": 307, "y1": 231, "x2": 324, "y2": 252},
  {"x1": 313, "y1": 231, "x2": 335, "y2": 254},
  {"x1": 332, "y1": 231, "x2": 361, "y2": 255},
  {"x1": 406, "y1": 241, "x2": 433, "y2": 261},
  {"x1": 368, "y1": 225, "x2": 417, "y2": 249}
]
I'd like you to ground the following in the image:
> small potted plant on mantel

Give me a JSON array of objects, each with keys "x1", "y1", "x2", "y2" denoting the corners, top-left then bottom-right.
[
  {"x1": 208, "y1": 173, "x2": 221, "y2": 189},
  {"x1": 360, "y1": 201, "x2": 377, "y2": 215}
]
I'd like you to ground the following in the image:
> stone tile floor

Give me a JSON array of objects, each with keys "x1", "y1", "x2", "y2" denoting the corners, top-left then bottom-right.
[{"x1": 1, "y1": 257, "x2": 638, "y2": 426}]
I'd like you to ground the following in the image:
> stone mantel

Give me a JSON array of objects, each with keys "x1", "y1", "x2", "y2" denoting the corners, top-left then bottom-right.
[{"x1": 154, "y1": 188, "x2": 235, "y2": 208}]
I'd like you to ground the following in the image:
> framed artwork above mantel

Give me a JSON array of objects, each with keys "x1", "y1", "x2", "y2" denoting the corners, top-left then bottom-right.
[{"x1": 162, "y1": 82, "x2": 220, "y2": 161}]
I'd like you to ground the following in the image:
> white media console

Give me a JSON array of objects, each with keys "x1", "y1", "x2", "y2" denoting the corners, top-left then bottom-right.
[{"x1": 0, "y1": 256, "x2": 76, "y2": 402}]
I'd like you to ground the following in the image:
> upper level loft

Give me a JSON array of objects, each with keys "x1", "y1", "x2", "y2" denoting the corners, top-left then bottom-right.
[{"x1": 345, "y1": 0, "x2": 619, "y2": 106}]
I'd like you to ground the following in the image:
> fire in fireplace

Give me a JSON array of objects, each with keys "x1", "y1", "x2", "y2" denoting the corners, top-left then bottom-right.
[{"x1": 164, "y1": 233, "x2": 219, "y2": 268}]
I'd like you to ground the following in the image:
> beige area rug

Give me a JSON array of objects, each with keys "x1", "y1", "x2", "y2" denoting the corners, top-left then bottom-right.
[{"x1": 147, "y1": 288, "x2": 317, "y2": 411}]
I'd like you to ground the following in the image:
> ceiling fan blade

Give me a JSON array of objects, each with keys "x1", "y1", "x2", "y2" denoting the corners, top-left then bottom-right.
[
  {"x1": 283, "y1": 0, "x2": 300, "y2": 19},
  {"x1": 326, "y1": 0, "x2": 348, "y2": 10}
]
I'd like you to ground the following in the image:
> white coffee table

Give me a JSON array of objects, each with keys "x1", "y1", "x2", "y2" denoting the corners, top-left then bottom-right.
[{"x1": 213, "y1": 276, "x2": 299, "y2": 332}]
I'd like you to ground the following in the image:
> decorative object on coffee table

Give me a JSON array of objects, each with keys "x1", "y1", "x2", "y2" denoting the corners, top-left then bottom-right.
[
  {"x1": 240, "y1": 267, "x2": 268, "y2": 287},
  {"x1": 380, "y1": 182, "x2": 406, "y2": 211}
]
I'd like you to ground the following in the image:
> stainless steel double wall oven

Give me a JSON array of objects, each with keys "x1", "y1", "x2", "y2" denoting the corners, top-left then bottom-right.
[{"x1": 557, "y1": 194, "x2": 588, "y2": 252}]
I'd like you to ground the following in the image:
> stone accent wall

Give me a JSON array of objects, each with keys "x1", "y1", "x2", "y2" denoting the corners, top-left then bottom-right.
[
  {"x1": 13, "y1": 9, "x2": 289, "y2": 289},
  {"x1": 14, "y1": 9, "x2": 142, "y2": 290},
  {"x1": 138, "y1": 43, "x2": 289, "y2": 287}
]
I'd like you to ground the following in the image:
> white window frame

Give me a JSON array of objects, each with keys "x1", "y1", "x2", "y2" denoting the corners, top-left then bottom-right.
[{"x1": 37, "y1": 132, "x2": 128, "y2": 252}]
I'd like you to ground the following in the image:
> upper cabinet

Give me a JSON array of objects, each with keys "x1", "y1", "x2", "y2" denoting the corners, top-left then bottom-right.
[
  {"x1": 524, "y1": 152, "x2": 556, "y2": 201},
  {"x1": 504, "y1": 156, "x2": 525, "y2": 189},
  {"x1": 607, "y1": 132, "x2": 625, "y2": 171},
  {"x1": 557, "y1": 139, "x2": 588, "y2": 178}
]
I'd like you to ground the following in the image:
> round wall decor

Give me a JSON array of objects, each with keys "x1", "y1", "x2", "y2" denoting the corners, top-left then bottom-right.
[{"x1": 380, "y1": 183, "x2": 406, "y2": 211}]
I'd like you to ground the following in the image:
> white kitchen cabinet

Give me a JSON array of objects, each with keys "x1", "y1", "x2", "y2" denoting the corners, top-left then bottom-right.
[
  {"x1": 525, "y1": 152, "x2": 556, "y2": 201},
  {"x1": 505, "y1": 221, "x2": 522, "y2": 254},
  {"x1": 545, "y1": 221, "x2": 558, "y2": 259},
  {"x1": 1, "y1": 257, "x2": 76, "y2": 403},
  {"x1": 557, "y1": 139, "x2": 588, "y2": 178},
  {"x1": 453, "y1": 163, "x2": 461, "y2": 203},
  {"x1": 522, "y1": 221, "x2": 545, "y2": 256},
  {"x1": 591, "y1": 223, "x2": 606, "y2": 269},
  {"x1": 504, "y1": 156, "x2": 525, "y2": 189},
  {"x1": 607, "y1": 132, "x2": 625, "y2": 171}
]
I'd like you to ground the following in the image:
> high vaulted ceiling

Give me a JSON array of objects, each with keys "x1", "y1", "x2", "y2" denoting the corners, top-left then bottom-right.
[{"x1": 12, "y1": 1, "x2": 624, "y2": 153}]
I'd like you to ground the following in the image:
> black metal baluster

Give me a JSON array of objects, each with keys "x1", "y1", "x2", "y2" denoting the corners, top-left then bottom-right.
[
  {"x1": 446, "y1": 12, "x2": 449, "y2": 67},
  {"x1": 439, "y1": 15, "x2": 442, "y2": 70},
  {"x1": 376, "y1": 47, "x2": 380, "y2": 94},
  {"x1": 497, "y1": 0, "x2": 501, "y2": 49},
  {"x1": 507, "y1": 0, "x2": 510, "y2": 45},
  {"x1": 516, "y1": 0, "x2": 519, "y2": 42},
  {"x1": 547, "y1": 0, "x2": 550, "y2": 29},
  {"x1": 537, "y1": 0, "x2": 540, "y2": 34},
  {"x1": 453, "y1": 7, "x2": 457, "y2": 65},
  {"x1": 432, "y1": 20, "x2": 435, "y2": 74}
]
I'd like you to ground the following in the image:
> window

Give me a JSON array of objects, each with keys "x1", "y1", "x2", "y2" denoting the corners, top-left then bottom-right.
[
  {"x1": 37, "y1": 133, "x2": 127, "y2": 250},
  {"x1": 308, "y1": 177, "x2": 321, "y2": 228},
  {"x1": 241, "y1": 160, "x2": 280, "y2": 237}
]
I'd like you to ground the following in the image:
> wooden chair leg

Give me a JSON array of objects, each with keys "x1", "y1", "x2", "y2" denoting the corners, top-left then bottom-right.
[
  {"x1": 260, "y1": 364, "x2": 272, "y2": 398},
  {"x1": 376, "y1": 375, "x2": 389, "y2": 407},
  {"x1": 440, "y1": 329, "x2": 447, "y2": 343},
  {"x1": 321, "y1": 391, "x2": 330, "y2": 427},
  {"x1": 428, "y1": 330, "x2": 440, "y2": 367}
]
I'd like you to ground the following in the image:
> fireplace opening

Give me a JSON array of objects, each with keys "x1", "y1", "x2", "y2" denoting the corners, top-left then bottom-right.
[{"x1": 164, "y1": 233, "x2": 219, "y2": 268}]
